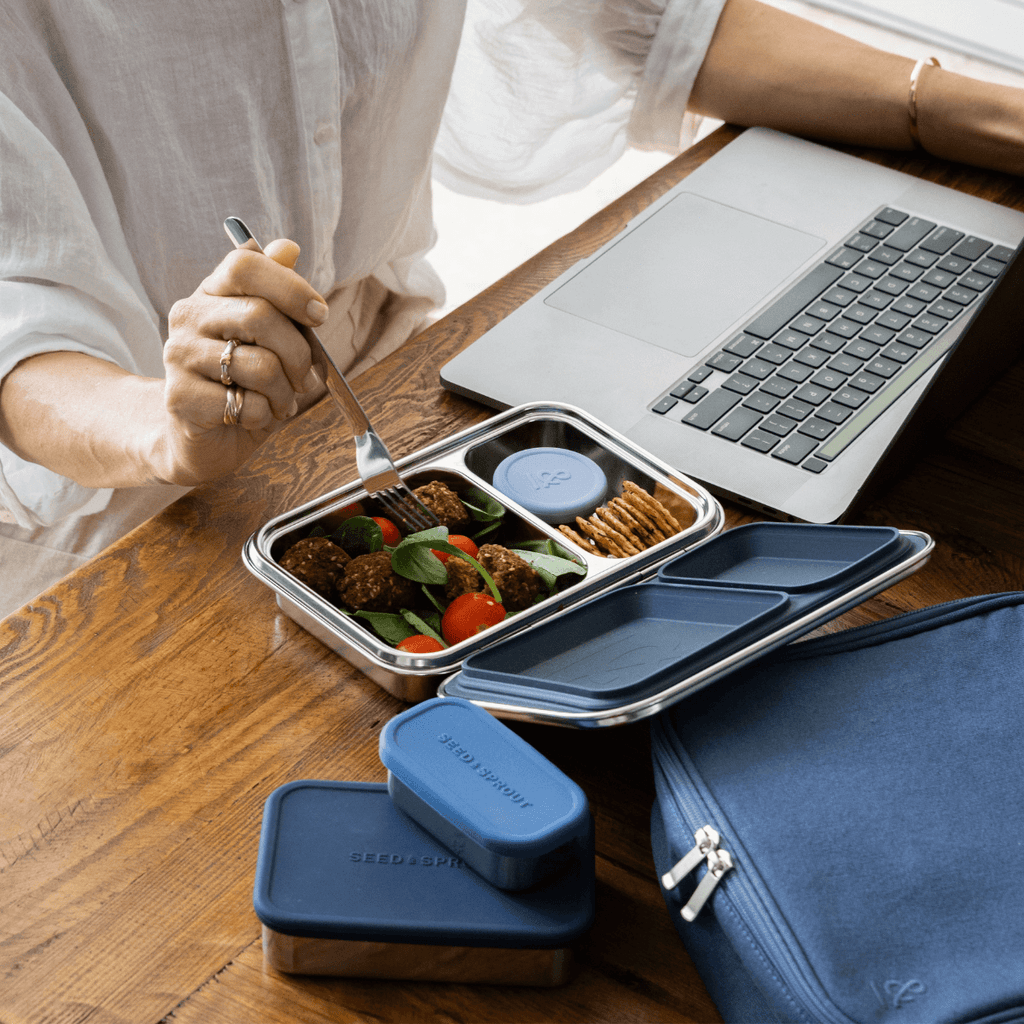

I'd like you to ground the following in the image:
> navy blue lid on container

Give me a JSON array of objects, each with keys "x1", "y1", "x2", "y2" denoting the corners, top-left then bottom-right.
[
  {"x1": 253, "y1": 780, "x2": 594, "y2": 947},
  {"x1": 379, "y1": 698, "x2": 591, "y2": 889},
  {"x1": 491, "y1": 447, "x2": 607, "y2": 523}
]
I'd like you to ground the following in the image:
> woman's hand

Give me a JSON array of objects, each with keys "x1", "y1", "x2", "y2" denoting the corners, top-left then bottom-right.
[
  {"x1": 0, "y1": 238, "x2": 329, "y2": 492},
  {"x1": 155, "y1": 239, "x2": 329, "y2": 485}
]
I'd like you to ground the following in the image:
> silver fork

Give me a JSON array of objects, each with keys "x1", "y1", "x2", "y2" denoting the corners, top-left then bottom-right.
[{"x1": 223, "y1": 217, "x2": 439, "y2": 533}]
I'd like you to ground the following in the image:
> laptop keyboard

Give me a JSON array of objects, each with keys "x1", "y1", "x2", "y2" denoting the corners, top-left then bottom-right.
[{"x1": 650, "y1": 207, "x2": 1014, "y2": 473}]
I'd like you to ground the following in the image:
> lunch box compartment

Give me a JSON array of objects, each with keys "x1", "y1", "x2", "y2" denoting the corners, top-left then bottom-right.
[
  {"x1": 458, "y1": 585, "x2": 788, "y2": 699},
  {"x1": 253, "y1": 780, "x2": 594, "y2": 984},
  {"x1": 380, "y1": 697, "x2": 591, "y2": 890},
  {"x1": 242, "y1": 402, "x2": 723, "y2": 706},
  {"x1": 656, "y1": 522, "x2": 902, "y2": 592}
]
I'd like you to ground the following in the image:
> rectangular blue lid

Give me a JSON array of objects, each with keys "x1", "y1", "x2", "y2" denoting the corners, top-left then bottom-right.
[
  {"x1": 379, "y1": 698, "x2": 590, "y2": 859},
  {"x1": 253, "y1": 780, "x2": 594, "y2": 947}
]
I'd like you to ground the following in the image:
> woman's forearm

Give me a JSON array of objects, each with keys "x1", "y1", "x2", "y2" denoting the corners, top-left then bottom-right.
[
  {"x1": 0, "y1": 352, "x2": 169, "y2": 489},
  {"x1": 691, "y1": 0, "x2": 1024, "y2": 175}
]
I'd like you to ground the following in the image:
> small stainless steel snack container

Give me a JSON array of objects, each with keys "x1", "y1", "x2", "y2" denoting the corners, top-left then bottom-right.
[
  {"x1": 380, "y1": 697, "x2": 590, "y2": 891},
  {"x1": 243, "y1": 402, "x2": 723, "y2": 701},
  {"x1": 253, "y1": 779, "x2": 595, "y2": 984}
]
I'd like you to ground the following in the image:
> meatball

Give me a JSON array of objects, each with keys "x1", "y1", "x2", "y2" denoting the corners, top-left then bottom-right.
[
  {"x1": 337, "y1": 550, "x2": 419, "y2": 613},
  {"x1": 414, "y1": 481, "x2": 468, "y2": 529},
  {"x1": 443, "y1": 544, "x2": 544, "y2": 613},
  {"x1": 279, "y1": 536, "x2": 351, "y2": 600}
]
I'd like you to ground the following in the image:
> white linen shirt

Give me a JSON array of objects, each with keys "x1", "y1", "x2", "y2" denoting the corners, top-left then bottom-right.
[{"x1": 0, "y1": 0, "x2": 725, "y2": 610}]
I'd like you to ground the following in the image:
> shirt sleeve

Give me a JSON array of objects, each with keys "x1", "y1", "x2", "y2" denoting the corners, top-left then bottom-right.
[
  {"x1": 0, "y1": 87, "x2": 164, "y2": 528},
  {"x1": 433, "y1": 0, "x2": 728, "y2": 203}
]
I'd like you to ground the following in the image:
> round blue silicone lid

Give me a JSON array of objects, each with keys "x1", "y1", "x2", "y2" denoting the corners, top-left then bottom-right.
[
  {"x1": 491, "y1": 447, "x2": 607, "y2": 523},
  {"x1": 379, "y1": 698, "x2": 590, "y2": 858}
]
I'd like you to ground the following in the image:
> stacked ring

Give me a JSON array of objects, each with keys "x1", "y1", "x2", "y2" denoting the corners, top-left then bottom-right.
[
  {"x1": 220, "y1": 339, "x2": 240, "y2": 386},
  {"x1": 223, "y1": 384, "x2": 244, "y2": 426}
]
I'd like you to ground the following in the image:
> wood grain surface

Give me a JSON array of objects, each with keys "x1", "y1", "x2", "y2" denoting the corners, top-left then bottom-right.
[{"x1": 1, "y1": 126, "x2": 1022, "y2": 1024}]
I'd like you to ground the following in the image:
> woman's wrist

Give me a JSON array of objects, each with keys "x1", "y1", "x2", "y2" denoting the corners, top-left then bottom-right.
[{"x1": 917, "y1": 68, "x2": 1024, "y2": 176}]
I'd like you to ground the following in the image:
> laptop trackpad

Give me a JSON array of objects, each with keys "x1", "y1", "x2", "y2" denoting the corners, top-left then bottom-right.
[{"x1": 544, "y1": 192, "x2": 826, "y2": 358}]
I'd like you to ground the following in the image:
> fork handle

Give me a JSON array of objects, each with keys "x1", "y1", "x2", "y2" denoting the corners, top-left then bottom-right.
[{"x1": 222, "y1": 217, "x2": 372, "y2": 438}]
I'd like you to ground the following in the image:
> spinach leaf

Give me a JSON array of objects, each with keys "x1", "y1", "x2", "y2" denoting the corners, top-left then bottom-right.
[
  {"x1": 353, "y1": 610, "x2": 417, "y2": 644},
  {"x1": 400, "y1": 609, "x2": 447, "y2": 647},
  {"x1": 331, "y1": 515, "x2": 383, "y2": 555}
]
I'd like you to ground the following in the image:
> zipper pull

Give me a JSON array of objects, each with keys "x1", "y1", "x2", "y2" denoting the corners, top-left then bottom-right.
[
  {"x1": 661, "y1": 826, "x2": 721, "y2": 891},
  {"x1": 681, "y1": 847, "x2": 733, "y2": 921}
]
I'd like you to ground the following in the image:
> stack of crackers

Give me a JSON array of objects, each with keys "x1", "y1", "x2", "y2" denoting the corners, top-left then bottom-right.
[{"x1": 558, "y1": 480, "x2": 684, "y2": 558}]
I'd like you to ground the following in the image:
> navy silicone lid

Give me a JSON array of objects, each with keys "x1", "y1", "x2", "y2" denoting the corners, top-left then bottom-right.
[
  {"x1": 379, "y1": 698, "x2": 590, "y2": 858},
  {"x1": 252, "y1": 780, "x2": 595, "y2": 946},
  {"x1": 491, "y1": 447, "x2": 607, "y2": 523}
]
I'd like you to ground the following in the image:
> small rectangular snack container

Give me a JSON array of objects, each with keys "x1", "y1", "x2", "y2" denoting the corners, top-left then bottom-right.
[
  {"x1": 440, "y1": 521, "x2": 933, "y2": 728},
  {"x1": 242, "y1": 402, "x2": 724, "y2": 703},
  {"x1": 253, "y1": 779, "x2": 595, "y2": 984},
  {"x1": 379, "y1": 697, "x2": 591, "y2": 891}
]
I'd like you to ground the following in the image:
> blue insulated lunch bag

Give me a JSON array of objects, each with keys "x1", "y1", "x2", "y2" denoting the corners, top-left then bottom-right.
[{"x1": 651, "y1": 592, "x2": 1024, "y2": 1024}]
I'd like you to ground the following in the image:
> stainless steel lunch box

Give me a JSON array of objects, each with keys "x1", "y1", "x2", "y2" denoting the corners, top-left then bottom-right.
[{"x1": 242, "y1": 402, "x2": 724, "y2": 702}]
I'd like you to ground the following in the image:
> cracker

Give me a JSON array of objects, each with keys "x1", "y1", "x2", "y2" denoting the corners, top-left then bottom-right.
[{"x1": 622, "y1": 480, "x2": 682, "y2": 536}]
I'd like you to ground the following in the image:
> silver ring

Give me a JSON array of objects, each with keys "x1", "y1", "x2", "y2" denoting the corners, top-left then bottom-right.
[
  {"x1": 219, "y1": 339, "x2": 240, "y2": 386},
  {"x1": 223, "y1": 384, "x2": 244, "y2": 426}
]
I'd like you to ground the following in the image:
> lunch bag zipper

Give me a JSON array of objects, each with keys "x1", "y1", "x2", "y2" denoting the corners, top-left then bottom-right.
[
  {"x1": 660, "y1": 825, "x2": 733, "y2": 922},
  {"x1": 652, "y1": 720, "x2": 857, "y2": 1024}
]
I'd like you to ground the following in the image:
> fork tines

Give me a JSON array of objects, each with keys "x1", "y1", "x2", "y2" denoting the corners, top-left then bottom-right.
[{"x1": 375, "y1": 486, "x2": 440, "y2": 534}]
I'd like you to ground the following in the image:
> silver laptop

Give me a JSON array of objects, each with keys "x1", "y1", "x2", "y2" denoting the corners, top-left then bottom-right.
[{"x1": 440, "y1": 128, "x2": 1024, "y2": 522}]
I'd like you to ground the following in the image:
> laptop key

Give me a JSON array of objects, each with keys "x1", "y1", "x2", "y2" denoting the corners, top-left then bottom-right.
[
  {"x1": 936, "y1": 254, "x2": 973, "y2": 274},
  {"x1": 801, "y1": 457, "x2": 829, "y2": 473},
  {"x1": 743, "y1": 391, "x2": 780, "y2": 413},
  {"x1": 838, "y1": 273, "x2": 871, "y2": 294},
  {"x1": 807, "y1": 300, "x2": 842, "y2": 320},
  {"x1": 858, "y1": 291, "x2": 892, "y2": 311},
  {"x1": 793, "y1": 383, "x2": 830, "y2": 405},
  {"x1": 794, "y1": 347, "x2": 830, "y2": 369},
  {"x1": 723, "y1": 334, "x2": 763, "y2": 357},
  {"x1": 975, "y1": 259, "x2": 1005, "y2": 278},
  {"x1": 960, "y1": 272, "x2": 993, "y2": 292},
  {"x1": 771, "y1": 434, "x2": 819, "y2": 464},
  {"x1": 761, "y1": 376, "x2": 799, "y2": 398},
  {"x1": 707, "y1": 350, "x2": 744, "y2": 372},
  {"x1": 873, "y1": 277, "x2": 908, "y2": 296},
  {"x1": 869, "y1": 245, "x2": 902, "y2": 266},
  {"x1": 904, "y1": 249, "x2": 938, "y2": 268},
  {"x1": 741, "y1": 358, "x2": 776, "y2": 380},
  {"x1": 828, "y1": 354, "x2": 863, "y2": 376},
  {"x1": 950, "y1": 236, "x2": 991, "y2": 261},
  {"x1": 849, "y1": 370, "x2": 885, "y2": 393},
  {"x1": 670, "y1": 383, "x2": 693, "y2": 399},
  {"x1": 859, "y1": 325, "x2": 896, "y2": 346},
  {"x1": 891, "y1": 296, "x2": 927, "y2": 316},
  {"x1": 875, "y1": 310, "x2": 911, "y2": 331},
  {"x1": 907, "y1": 282, "x2": 941, "y2": 302},
  {"x1": 844, "y1": 339, "x2": 881, "y2": 360},
  {"x1": 865, "y1": 356, "x2": 900, "y2": 378},
  {"x1": 944, "y1": 286, "x2": 977, "y2": 306},
  {"x1": 797, "y1": 418, "x2": 835, "y2": 440},
  {"x1": 652, "y1": 396, "x2": 678, "y2": 414},
  {"x1": 881, "y1": 342, "x2": 916, "y2": 364},
  {"x1": 721, "y1": 373, "x2": 759, "y2": 396},
  {"x1": 913, "y1": 314, "x2": 948, "y2": 334},
  {"x1": 811, "y1": 368, "x2": 846, "y2": 389},
  {"x1": 845, "y1": 234, "x2": 877, "y2": 253},
  {"x1": 874, "y1": 208, "x2": 909, "y2": 227},
  {"x1": 774, "y1": 330, "x2": 811, "y2": 351},
  {"x1": 860, "y1": 220, "x2": 894, "y2": 239},
  {"x1": 761, "y1": 414, "x2": 798, "y2": 437},
  {"x1": 740, "y1": 429, "x2": 779, "y2": 453},
  {"x1": 816, "y1": 402, "x2": 853, "y2": 424},
  {"x1": 920, "y1": 226, "x2": 964, "y2": 254},
  {"x1": 822, "y1": 286, "x2": 856, "y2": 306},
  {"x1": 810, "y1": 332, "x2": 846, "y2": 354},
  {"x1": 681, "y1": 389, "x2": 740, "y2": 429},
  {"x1": 744, "y1": 263, "x2": 844, "y2": 340},
  {"x1": 890, "y1": 263, "x2": 924, "y2": 282},
  {"x1": 988, "y1": 245, "x2": 1016, "y2": 263},
  {"x1": 853, "y1": 260, "x2": 887, "y2": 280},
  {"x1": 928, "y1": 300, "x2": 962, "y2": 320},
  {"x1": 776, "y1": 362, "x2": 814, "y2": 384},
  {"x1": 777, "y1": 398, "x2": 814, "y2": 420},
  {"x1": 712, "y1": 406, "x2": 762, "y2": 441},
  {"x1": 922, "y1": 267, "x2": 957, "y2": 289},
  {"x1": 832, "y1": 388, "x2": 870, "y2": 409},
  {"x1": 897, "y1": 328, "x2": 932, "y2": 349},
  {"x1": 884, "y1": 216, "x2": 936, "y2": 252},
  {"x1": 826, "y1": 248, "x2": 862, "y2": 270}
]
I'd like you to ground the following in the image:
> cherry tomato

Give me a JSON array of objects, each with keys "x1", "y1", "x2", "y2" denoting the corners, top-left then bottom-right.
[
  {"x1": 441, "y1": 592, "x2": 506, "y2": 645},
  {"x1": 337, "y1": 502, "x2": 364, "y2": 520},
  {"x1": 372, "y1": 516, "x2": 401, "y2": 546},
  {"x1": 396, "y1": 634, "x2": 445, "y2": 654},
  {"x1": 431, "y1": 535, "x2": 480, "y2": 563}
]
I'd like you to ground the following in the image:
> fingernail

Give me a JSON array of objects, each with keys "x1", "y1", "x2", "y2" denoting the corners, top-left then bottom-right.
[
  {"x1": 306, "y1": 299, "x2": 328, "y2": 325},
  {"x1": 301, "y1": 367, "x2": 321, "y2": 393},
  {"x1": 288, "y1": 397, "x2": 299, "y2": 418}
]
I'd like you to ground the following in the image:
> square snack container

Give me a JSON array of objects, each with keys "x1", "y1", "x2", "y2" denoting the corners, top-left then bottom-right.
[
  {"x1": 380, "y1": 697, "x2": 591, "y2": 891},
  {"x1": 253, "y1": 779, "x2": 595, "y2": 984},
  {"x1": 242, "y1": 401, "x2": 724, "y2": 701}
]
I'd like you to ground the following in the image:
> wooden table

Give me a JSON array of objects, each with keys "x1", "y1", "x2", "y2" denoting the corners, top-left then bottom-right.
[{"x1": 2, "y1": 127, "x2": 1022, "y2": 1024}]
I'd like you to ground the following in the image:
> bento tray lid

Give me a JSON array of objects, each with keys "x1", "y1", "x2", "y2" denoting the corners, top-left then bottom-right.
[{"x1": 438, "y1": 525, "x2": 934, "y2": 728}]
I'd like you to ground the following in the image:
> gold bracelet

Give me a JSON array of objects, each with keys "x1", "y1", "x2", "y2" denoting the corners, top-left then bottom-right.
[{"x1": 908, "y1": 56, "x2": 941, "y2": 150}]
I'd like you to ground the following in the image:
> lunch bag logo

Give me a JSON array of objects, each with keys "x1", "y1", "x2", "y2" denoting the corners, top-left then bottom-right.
[{"x1": 869, "y1": 978, "x2": 926, "y2": 1009}]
